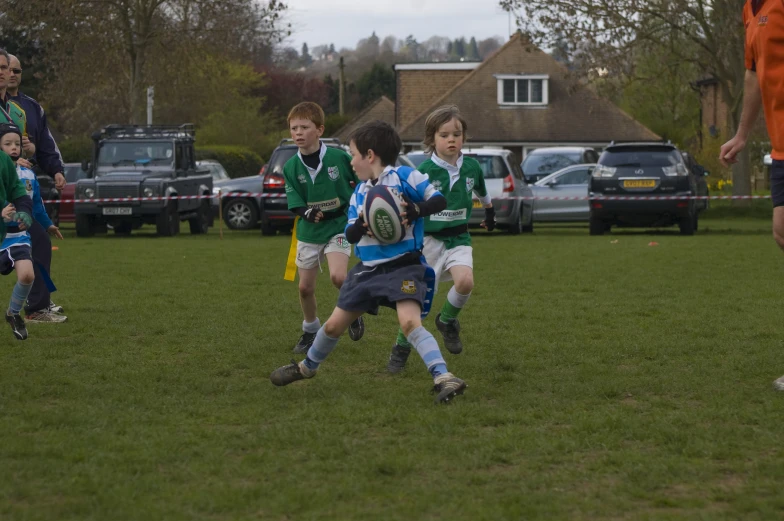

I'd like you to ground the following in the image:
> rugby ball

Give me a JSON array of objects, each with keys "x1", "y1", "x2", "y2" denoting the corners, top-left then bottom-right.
[{"x1": 364, "y1": 185, "x2": 406, "y2": 244}]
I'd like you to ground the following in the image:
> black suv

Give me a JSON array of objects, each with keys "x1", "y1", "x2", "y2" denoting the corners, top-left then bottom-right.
[
  {"x1": 75, "y1": 124, "x2": 213, "y2": 237},
  {"x1": 589, "y1": 142, "x2": 709, "y2": 235}
]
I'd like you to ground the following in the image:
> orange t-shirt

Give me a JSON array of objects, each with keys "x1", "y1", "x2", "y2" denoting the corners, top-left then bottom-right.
[{"x1": 745, "y1": 0, "x2": 784, "y2": 159}]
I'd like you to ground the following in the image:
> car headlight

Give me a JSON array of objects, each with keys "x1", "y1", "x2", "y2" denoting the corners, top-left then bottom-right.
[
  {"x1": 84, "y1": 188, "x2": 95, "y2": 198},
  {"x1": 592, "y1": 165, "x2": 616, "y2": 178},
  {"x1": 212, "y1": 187, "x2": 221, "y2": 195},
  {"x1": 143, "y1": 187, "x2": 155, "y2": 197}
]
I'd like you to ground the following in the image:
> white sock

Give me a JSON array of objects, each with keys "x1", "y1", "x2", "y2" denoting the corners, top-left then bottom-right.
[
  {"x1": 303, "y1": 318, "x2": 321, "y2": 334},
  {"x1": 446, "y1": 287, "x2": 471, "y2": 309}
]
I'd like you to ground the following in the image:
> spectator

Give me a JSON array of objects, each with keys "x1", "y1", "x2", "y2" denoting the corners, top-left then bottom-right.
[
  {"x1": 3, "y1": 52, "x2": 66, "y2": 322},
  {"x1": 0, "y1": 49, "x2": 28, "y2": 135},
  {"x1": 6, "y1": 55, "x2": 65, "y2": 190}
]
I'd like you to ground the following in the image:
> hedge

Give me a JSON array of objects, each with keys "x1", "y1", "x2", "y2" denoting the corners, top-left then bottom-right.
[
  {"x1": 195, "y1": 145, "x2": 264, "y2": 179},
  {"x1": 58, "y1": 137, "x2": 94, "y2": 164}
]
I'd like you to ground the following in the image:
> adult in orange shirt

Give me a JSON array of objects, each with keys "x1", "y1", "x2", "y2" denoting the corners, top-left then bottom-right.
[{"x1": 720, "y1": 0, "x2": 784, "y2": 391}]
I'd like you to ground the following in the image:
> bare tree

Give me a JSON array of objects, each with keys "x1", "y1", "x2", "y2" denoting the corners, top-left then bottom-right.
[
  {"x1": 500, "y1": 0, "x2": 752, "y2": 196},
  {"x1": 6, "y1": 0, "x2": 287, "y2": 125}
]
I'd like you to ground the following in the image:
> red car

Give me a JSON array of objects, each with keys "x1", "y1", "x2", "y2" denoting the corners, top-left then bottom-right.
[{"x1": 60, "y1": 163, "x2": 89, "y2": 223}]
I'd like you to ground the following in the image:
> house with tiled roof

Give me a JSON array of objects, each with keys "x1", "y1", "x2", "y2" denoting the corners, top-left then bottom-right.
[
  {"x1": 394, "y1": 32, "x2": 659, "y2": 160},
  {"x1": 333, "y1": 96, "x2": 395, "y2": 143}
]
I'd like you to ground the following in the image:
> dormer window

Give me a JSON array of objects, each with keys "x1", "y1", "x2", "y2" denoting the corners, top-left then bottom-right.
[{"x1": 496, "y1": 75, "x2": 549, "y2": 106}]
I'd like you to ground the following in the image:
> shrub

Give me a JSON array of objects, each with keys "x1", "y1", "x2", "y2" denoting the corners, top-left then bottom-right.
[
  {"x1": 57, "y1": 136, "x2": 94, "y2": 163},
  {"x1": 195, "y1": 146, "x2": 263, "y2": 179}
]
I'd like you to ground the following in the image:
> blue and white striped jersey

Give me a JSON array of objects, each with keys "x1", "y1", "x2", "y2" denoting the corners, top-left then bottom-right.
[
  {"x1": 1, "y1": 166, "x2": 53, "y2": 252},
  {"x1": 347, "y1": 165, "x2": 441, "y2": 267}
]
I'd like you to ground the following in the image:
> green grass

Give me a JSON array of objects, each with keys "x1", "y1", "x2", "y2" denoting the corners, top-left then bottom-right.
[{"x1": 2, "y1": 217, "x2": 783, "y2": 520}]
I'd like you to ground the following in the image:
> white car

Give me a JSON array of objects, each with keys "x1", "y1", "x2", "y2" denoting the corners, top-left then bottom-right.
[{"x1": 531, "y1": 164, "x2": 595, "y2": 222}]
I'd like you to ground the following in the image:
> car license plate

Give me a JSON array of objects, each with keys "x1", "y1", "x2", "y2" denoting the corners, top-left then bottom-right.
[
  {"x1": 472, "y1": 200, "x2": 482, "y2": 208},
  {"x1": 102, "y1": 207, "x2": 132, "y2": 216},
  {"x1": 623, "y1": 179, "x2": 656, "y2": 188}
]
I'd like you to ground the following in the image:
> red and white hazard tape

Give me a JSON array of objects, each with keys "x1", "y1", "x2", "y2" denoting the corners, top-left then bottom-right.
[{"x1": 39, "y1": 193, "x2": 773, "y2": 204}]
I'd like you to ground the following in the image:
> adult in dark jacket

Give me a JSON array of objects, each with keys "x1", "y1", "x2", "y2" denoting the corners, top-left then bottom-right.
[{"x1": 4, "y1": 53, "x2": 66, "y2": 322}]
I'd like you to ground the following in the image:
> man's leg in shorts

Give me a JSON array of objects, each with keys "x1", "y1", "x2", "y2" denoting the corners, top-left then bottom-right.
[
  {"x1": 397, "y1": 299, "x2": 466, "y2": 403},
  {"x1": 6, "y1": 257, "x2": 34, "y2": 340},
  {"x1": 11, "y1": 258, "x2": 34, "y2": 310},
  {"x1": 270, "y1": 307, "x2": 363, "y2": 386},
  {"x1": 325, "y1": 252, "x2": 348, "y2": 289},
  {"x1": 434, "y1": 249, "x2": 474, "y2": 355},
  {"x1": 326, "y1": 239, "x2": 365, "y2": 341},
  {"x1": 773, "y1": 206, "x2": 784, "y2": 252},
  {"x1": 391, "y1": 238, "x2": 444, "y2": 361}
]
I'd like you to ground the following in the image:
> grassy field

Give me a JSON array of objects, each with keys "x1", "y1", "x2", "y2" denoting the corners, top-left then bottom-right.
[{"x1": 1, "y1": 215, "x2": 783, "y2": 520}]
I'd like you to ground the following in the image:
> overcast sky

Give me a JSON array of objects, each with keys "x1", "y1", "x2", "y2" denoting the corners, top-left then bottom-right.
[{"x1": 285, "y1": 0, "x2": 514, "y2": 51}]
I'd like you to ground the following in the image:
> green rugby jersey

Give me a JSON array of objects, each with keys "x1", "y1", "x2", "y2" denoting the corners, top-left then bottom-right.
[
  {"x1": 283, "y1": 142, "x2": 358, "y2": 244},
  {"x1": 419, "y1": 154, "x2": 489, "y2": 248}
]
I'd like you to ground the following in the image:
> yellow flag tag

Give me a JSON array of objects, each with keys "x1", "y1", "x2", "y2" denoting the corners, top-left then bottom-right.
[{"x1": 284, "y1": 217, "x2": 299, "y2": 281}]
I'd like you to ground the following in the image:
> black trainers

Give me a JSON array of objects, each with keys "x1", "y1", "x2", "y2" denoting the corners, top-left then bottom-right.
[
  {"x1": 270, "y1": 359, "x2": 316, "y2": 386},
  {"x1": 293, "y1": 331, "x2": 317, "y2": 354},
  {"x1": 432, "y1": 373, "x2": 466, "y2": 404},
  {"x1": 348, "y1": 316, "x2": 365, "y2": 341},
  {"x1": 386, "y1": 343, "x2": 412, "y2": 373},
  {"x1": 435, "y1": 313, "x2": 463, "y2": 354},
  {"x1": 6, "y1": 312, "x2": 28, "y2": 340}
]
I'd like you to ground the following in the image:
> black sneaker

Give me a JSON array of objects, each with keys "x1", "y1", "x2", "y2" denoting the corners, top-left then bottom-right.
[
  {"x1": 348, "y1": 316, "x2": 365, "y2": 341},
  {"x1": 386, "y1": 343, "x2": 412, "y2": 373},
  {"x1": 432, "y1": 373, "x2": 466, "y2": 404},
  {"x1": 293, "y1": 331, "x2": 317, "y2": 354},
  {"x1": 435, "y1": 313, "x2": 463, "y2": 354},
  {"x1": 6, "y1": 312, "x2": 28, "y2": 340},
  {"x1": 270, "y1": 359, "x2": 316, "y2": 386}
]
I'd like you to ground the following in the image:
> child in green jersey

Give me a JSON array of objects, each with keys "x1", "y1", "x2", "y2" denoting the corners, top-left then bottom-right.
[
  {"x1": 386, "y1": 105, "x2": 495, "y2": 372},
  {"x1": 283, "y1": 102, "x2": 365, "y2": 353}
]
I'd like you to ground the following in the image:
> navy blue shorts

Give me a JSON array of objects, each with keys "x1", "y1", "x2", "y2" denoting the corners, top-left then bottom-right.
[
  {"x1": 0, "y1": 245, "x2": 32, "y2": 276},
  {"x1": 337, "y1": 254, "x2": 435, "y2": 317},
  {"x1": 772, "y1": 160, "x2": 784, "y2": 208}
]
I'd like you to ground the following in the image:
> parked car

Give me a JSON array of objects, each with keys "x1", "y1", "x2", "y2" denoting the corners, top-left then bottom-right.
[
  {"x1": 589, "y1": 142, "x2": 709, "y2": 235},
  {"x1": 75, "y1": 124, "x2": 213, "y2": 237},
  {"x1": 59, "y1": 162, "x2": 89, "y2": 223},
  {"x1": 37, "y1": 174, "x2": 60, "y2": 226},
  {"x1": 463, "y1": 147, "x2": 534, "y2": 234},
  {"x1": 197, "y1": 159, "x2": 230, "y2": 182},
  {"x1": 406, "y1": 151, "x2": 430, "y2": 167},
  {"x1": 211, "y1": 169, "x2": 264, "y2": 231},
  {"x1": 531, "y1": 164, "x2": 595, "y2": 222},
  {"x1": 521, "y1": 146, "x2": 600, "y2": 183},
  {"x1": 680, "y1": 151, "x2": 710, "y2": 211}
]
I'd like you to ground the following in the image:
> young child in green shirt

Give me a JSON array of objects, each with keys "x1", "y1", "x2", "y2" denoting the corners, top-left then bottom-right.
[{"x1": 283, "y1": 102, "x2": 365, "y2": 353}]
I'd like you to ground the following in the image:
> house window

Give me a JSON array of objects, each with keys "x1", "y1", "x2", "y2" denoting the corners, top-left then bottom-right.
[{"x1": 496, "y1": 75, "x2": 549, "y2": 106}]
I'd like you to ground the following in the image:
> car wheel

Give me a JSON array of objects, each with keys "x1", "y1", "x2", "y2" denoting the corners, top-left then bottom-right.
[
  {"x1": 508, "y1": 210, "x2": 523, "y2": 235},
  {"x1": 223, "y1": 198, "x2": 258, "y2": 230},
  {"x1": 156, "y1": 201, "x2": 179, "y2": 236},
  {"x1": 589, "y1": 211, "x2": 604, "y2": 236},
  {"x1": 521, "y1": 207, "x2": 534, "y2": 233},
  {"x1": 189, "y1": 200, "x2": 211, "y2": 234},
  {"x1": 260, "y1": 219, "x2": 277, "y2": 236},
  {"x1": 75, "y1": 214, "x2": 95, "y2": 237},
  {"x1": 679, "y1": 212, "x2": 696, "y2": 236}
]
